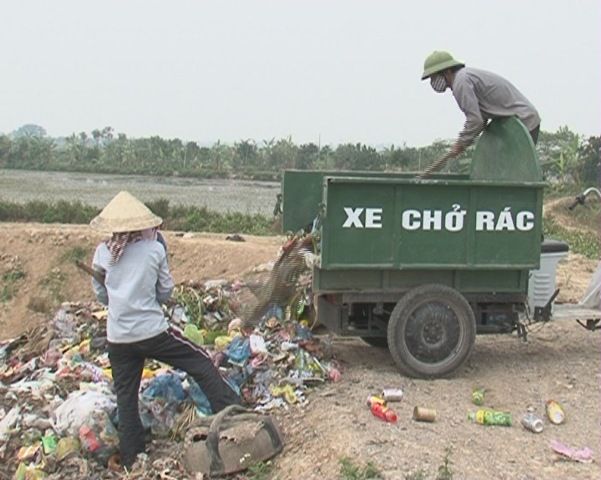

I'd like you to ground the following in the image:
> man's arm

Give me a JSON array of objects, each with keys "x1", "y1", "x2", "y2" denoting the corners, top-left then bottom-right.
[
  {"x1": 451, "y1": 76, "x2": 486, "y2": 155},
  {"x1": 91, "y1": 247, "x2": 108, "y2": 305},
  {"x1": 156, "y1": 251, "x2": 175, "y2": 304}
]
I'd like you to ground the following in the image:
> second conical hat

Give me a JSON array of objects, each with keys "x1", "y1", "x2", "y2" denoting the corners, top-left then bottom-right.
[{"x1": 90, "y1": 191, "x2": 162, "y2": 233}]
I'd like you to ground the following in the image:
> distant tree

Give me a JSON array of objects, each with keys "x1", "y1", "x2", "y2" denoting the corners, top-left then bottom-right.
[
  {"x1": 12, "y1": 124, "x2": 46, "y2": 138},
  {"x1": 7, "y1": 136, "x2": 55, "y2": 167},
  {"x1": 297, "y1": 143, "x2": 319, "y2": 170},
  {"x1": 538, "y1": 126, "x2": 581, "y2": 182},
  {"x1": 576, "y1": 136, "x2": 600, "y2": 186},
  {"x1": 0, "y1": 135, "x2": 11, "y2": 167},
  {"x1": 184, "y1": 141, "x2": 200, "y2": 170},
  {"x1": 233, "y1": 139, "x2": 258, "y2": 169},
  {"x1": 101, "y1": 126, "x2": 114, "y2": 142},
  {"x1": 92, "y1": 129, "x2": 102, "y2": 146},
  {"x1": 270, "y1": 137, "x2": 298, "y2": 170}
]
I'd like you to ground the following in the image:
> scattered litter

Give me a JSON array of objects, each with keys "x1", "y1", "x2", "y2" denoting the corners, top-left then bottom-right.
[
  {"x1": 550, "y1": 440, "x2": 594, "y2": 463},
  {"x1": 53, "y1": 390, "x2": 116, "y2": 436},
  {"x1": 472, "y1": 387, "x2": 485, "y2": 406},
  {"x1": 0, "y1": 233, "x2": 338, "y2": 478},
  {"x1": 546, "y1": 400, "x2": 566, "y2": 425},
  {"x1": 413, "y1": 406, "x2": 437, "y2": 423},
  {"x1": 382, "y1": 388, "x2": 403, "y2": 402},
  {"x1": 521, "y1": 412, "x2": 544, "y2": 433},
  {"x1": 468, "y1": 409, "x2": 512, "y2": 426},
  {"x1": 370, "y1": 402, "x2": 398, "y2": 423},
  {"x1": 0, "y1": 406, "x2": 20, "y2": 442}
]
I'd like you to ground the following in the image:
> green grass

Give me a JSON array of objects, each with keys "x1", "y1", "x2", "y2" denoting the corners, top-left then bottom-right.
[
  {"x1": 247, "y1": 461, "x2": 274, "y2": 480},
  {"x1": 339, "y1": 457, "x2": 382, "y2": 480},
  {"x1": 39, "y1": 268, "x2": 66, "y2": 304},
  {"x1": 0, "y1": 268, "x2": 26, "y2": 302},
  {"x1": 436, "y1": 447, "x2": 453, "y2": 480},
  {"x1": 0, "y1": 198, "x2": 278, "y2": 236},
  {"x1": 544, "y1": 216, "x2": 599, "y2": 259}
]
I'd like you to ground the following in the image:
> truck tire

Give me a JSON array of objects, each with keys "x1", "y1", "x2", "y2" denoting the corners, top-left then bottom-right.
[
  {"x1": 387, "y1": 284, "x2": 476, "y2": 378},
  {"x1": 361, "y1": 337, "x2": 388, "y2": 348}
]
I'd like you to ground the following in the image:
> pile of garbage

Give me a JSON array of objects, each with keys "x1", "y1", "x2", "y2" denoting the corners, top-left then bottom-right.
[{"x1": 0, "y1": 268, "x2": 339, "y2": 478}]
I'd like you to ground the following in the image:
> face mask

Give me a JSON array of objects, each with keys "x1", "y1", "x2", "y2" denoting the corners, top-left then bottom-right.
[{"x1": 430, "y1": 74, "x2": 447, "y2": 93}]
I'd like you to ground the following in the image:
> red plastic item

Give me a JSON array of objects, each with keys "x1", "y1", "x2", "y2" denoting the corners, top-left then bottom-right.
[
  {"x1": 79, "y1": 425, "x2": 101, "y2": 452},
  {"x1": 370, "y1": 403, "x2": 398, "y2": 423}
]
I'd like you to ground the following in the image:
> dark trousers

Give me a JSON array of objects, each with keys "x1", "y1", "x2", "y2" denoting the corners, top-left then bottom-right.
[
  {"x1": 529, "y1": 124, "x2": 540, "y2": 145},
  {"x1": 108, "y1": 327, "x2": 241, "y2": 466}
]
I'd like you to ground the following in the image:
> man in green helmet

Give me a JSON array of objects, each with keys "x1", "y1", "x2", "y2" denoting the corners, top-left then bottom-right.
[{"x1": 421, "y1": 51, "x2": 540, "y2": 174}]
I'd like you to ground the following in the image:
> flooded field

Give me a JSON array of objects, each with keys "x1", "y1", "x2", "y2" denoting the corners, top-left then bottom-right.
[{"x1": 0, "y1": 169, "x2": 279, "y2": 215}]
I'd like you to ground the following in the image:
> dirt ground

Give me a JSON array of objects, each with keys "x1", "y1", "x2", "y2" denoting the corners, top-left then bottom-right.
[{"x1": 0, "y1": 222, "x2": 599, "y2": 479}]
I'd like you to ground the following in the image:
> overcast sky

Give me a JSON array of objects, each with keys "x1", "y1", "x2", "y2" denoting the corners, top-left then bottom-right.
[{"x1": 1, "y1": 0, "x2": 599, "y2": 146}]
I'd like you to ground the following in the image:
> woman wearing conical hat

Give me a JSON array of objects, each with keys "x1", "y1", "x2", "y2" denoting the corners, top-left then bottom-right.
[{"x1": 90, "y1": 191, "x2": 240, "y2": 468}]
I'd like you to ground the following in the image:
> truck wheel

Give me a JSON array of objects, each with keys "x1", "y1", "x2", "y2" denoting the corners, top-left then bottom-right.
[
  {"x1": 361, "y1": 337, "x2": 388, "y2": 348},
  {"x1": 387, "y1": 284, "x2": 476, "y2": 378}
]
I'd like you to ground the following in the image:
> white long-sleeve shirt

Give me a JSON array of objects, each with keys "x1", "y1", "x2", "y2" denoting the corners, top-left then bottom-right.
[
  {"x1": 92, "y1": 240, "x2": 174, "y2": 343},
  {"x1": 451, "y1": 67, "x2": 540, "y2": 148}
]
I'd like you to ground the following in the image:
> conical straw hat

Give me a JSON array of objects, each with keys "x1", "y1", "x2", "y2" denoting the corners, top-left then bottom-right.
[{"x1": 90, "y1": 191, "x2": 162, "y2": 233}]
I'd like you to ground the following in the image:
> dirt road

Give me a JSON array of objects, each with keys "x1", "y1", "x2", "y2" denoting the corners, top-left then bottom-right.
[{"x1": 0, "y1": 223, "x2": 599, "y2": 479}]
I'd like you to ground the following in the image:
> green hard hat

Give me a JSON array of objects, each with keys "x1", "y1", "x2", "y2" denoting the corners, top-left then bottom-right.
[{"x1": 421, "y1": 51, "x2": 465, "y2": 80}]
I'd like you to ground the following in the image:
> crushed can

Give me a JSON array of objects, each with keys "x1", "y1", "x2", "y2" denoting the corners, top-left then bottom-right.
[
  {"x1": 472, "y1": 387, "x2": 485, "y2": 406},
  {"x1": 521, "y1": 412, "x2": 544, "y2": 433},
  {"x1": 546, "y1": 400, "x2": 565, "y2": 425},
  {"x1": 382, "y1": 388, "x2": 404, "y2": 402}
]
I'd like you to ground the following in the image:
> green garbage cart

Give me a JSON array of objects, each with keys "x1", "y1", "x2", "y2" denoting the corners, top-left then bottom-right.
[{"x1": 282, "y1": 118, "x2": 549, "y2": 378}]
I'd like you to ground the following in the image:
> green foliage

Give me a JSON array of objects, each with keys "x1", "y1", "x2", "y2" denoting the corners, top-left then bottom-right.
[
  {"x1": 1, "y1": 268, "x2": 26, "y2": 302},
  {"x1": 0, "y1": 198, "x2": 277, "y2": 236},
  {"x1": 0, "y1": 124, "x2": 597, "y2": 187},
  {"x1": 576, "y1": 136, "x2": 600, "y2": 186},
  {"x1": 339, "y1": 457, "x2": 382, "y2": 480},
  {"x1": 39, "y1": 268, "x2": 66, "y2": 304},
  {"x1": 544, "y1": 217, "x2": 599, "y2": 259},
  {"x1": 436, "y1": 447, "x2": 453, "y2": 480},
  {"x1": 0, "y1": 198, "x2": 99, "y2": 224},
  {"x1": 246, "y1": 460, "x2": 274, "y2": 480}
]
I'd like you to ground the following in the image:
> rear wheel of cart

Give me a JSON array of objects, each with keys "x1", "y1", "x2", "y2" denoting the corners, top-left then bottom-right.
[{"x1": 387, "y1": 284, "x2": 476, "y2": 378}]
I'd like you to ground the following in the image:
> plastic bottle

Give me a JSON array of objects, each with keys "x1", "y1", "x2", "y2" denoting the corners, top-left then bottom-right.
[
  {"x1": 370, "y1": 403, "x2": 398, "y2": 423},
  {"x1": 468, "y1": 409, "x2": 512, "y2": 426},
  {"x1": 366, "y1": 395, "x2": 386, "y2": 408}
]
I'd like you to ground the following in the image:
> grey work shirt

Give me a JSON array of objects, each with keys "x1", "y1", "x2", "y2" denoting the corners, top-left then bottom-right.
[
  {"x1": 451, "y1": 67, "x2": 540, "y2": 147},
  {"x1": 92, "y1": 240, "x2": 174, "y2": 343}
]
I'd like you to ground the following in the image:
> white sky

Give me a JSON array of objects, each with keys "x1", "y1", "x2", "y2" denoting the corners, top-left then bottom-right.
[{"x1": 1, "y1": 0, "x2": 599, "y2": 146}]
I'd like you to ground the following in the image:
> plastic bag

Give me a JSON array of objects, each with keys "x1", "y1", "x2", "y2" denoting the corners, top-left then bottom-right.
[
  {"x1": 79, "y1": 410, "x2": 119, "y2": 464},
  {"x1": 187, "y1": 377, "x2": 212, "y2": 415},
  {"x1": 53, "y1": 391, "x2": 116, "y2": 436},
  {"x1": 139, "y1": 373, "x2": 186, "y2": 436},
  {"x1": 225, "y1": 336, "x2": 251, "y2": 365}
]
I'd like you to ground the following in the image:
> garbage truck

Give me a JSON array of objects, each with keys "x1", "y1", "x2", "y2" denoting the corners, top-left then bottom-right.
[{"x1": 280, "y1": 117, "x2": 600, "y2": 378}]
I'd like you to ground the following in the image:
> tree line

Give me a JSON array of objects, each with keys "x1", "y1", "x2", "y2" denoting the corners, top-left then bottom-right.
[{"x1": 0, "y1": 123, "x2": 598, "y2": 185}]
